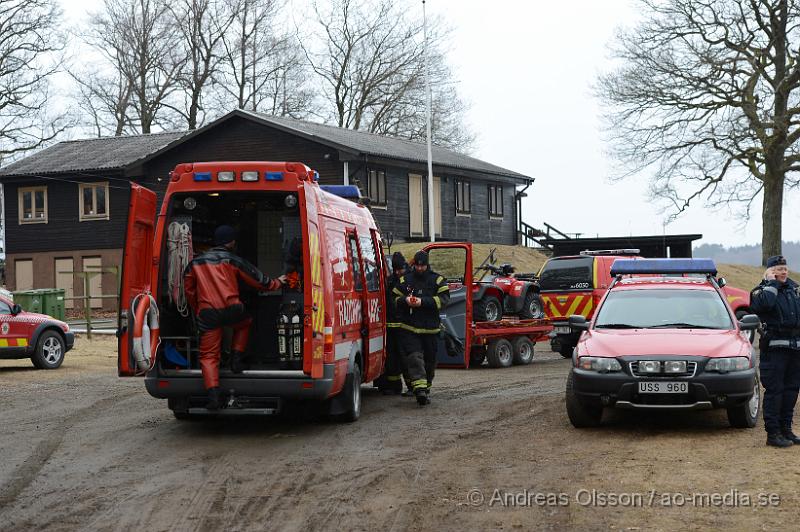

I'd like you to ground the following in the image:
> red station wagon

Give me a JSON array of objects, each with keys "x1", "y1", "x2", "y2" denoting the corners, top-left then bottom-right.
[
  {"x1": 565, "y1": 259, "x2": 760, "y2": 428},
  {"x1": 0, "y1": 295, "x2": 74, "y2": 369}
]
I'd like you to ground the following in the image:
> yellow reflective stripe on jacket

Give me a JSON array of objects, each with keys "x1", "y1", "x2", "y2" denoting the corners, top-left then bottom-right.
[
  {"x1": 392, "y1": 287, "x2": 405, "y2": 297},
  {"x1": 387, "y1": 322, "x2": 402, "y2": 328},
  {"x1": 386, "y1": 375, "x2": 402, "y2": 381},
  {"x1": 433, "y1": 296, "x2": 441, "y2": 309},
  {"x1": 398, "y1": 323, "x2": 440, "y2": 334},
  {"x1": 436, "y1": 276, "x2": 444, "y2": 284},
  {"x1": 437, "y1": 284, "x2": 449, "y2": 293}
]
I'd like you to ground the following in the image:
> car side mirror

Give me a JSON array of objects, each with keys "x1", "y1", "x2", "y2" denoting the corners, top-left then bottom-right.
[
  {"x1": 11, "y1": 304, "x2": 22, "y2": 316},
  {"x1": 738, "y1": 314, "x2": 760, "y2": 331},
  {"x1": 569, "y1": 314, "x2": 590, "y2": 331},
  {"x1": 717, "y1": 277, "x2": 727, "y2": 288}
]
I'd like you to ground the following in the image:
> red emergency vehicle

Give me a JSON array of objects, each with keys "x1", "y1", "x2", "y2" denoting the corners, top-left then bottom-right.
[
  {"x1": 0, "y1": 294, "x2": 74, "y2": 369},
  {"x1": 118, "y1": 162, "x2": 386, "y2": 420}
]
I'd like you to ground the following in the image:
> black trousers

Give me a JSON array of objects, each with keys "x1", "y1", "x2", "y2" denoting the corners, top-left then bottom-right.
[
  {"x1": 397, "y1": 329, "x2": 439, "y2": 391},
  {"x1": 760, "y1": 346, "x2": 800, "y2": 434},
  {"x1": 375, "y1": 327, "x2": 407, "y2": 392}
]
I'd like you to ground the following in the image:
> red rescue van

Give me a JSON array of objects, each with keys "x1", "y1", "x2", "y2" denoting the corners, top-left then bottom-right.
[{"x1": 118, "y1": 161, "x2": 387, "y2": 421}]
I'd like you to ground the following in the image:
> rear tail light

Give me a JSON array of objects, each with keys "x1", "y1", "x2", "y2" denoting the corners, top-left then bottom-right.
[{"x1": 323, "y1": 316, "x2": 334, "y2": 363}]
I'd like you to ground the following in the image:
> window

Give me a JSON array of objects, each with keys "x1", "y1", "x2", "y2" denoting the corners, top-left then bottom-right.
[
  {"x1": 0, "y1": 299, "x2": 11, "y2": 314},
  {"x1": 18, "y1": 186, "x2": 47, "y2": 224},
  {"x1": 455, "y1": 179, "x2": 471, "y2": 215},
  {"x1": 367, "y1": 169, "x2": 387, "y2": 207},
  {"x1": 79, "y1": 182, "x2": 110, "y2": 221},
  {"x1": 359, "y1": 233, "x2": 380, "y2": 292},
  {"x1": 348, "y1": 234, "x2": 363, "y2": 291},
  {"x1": 488, "y1": 184, "x2": 504, "y2": 218}
]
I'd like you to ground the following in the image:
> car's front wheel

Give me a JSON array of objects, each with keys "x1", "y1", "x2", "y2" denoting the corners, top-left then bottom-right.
[
  {"x1": 31, "y1": 330, "x2": 65, "y2": 369},
  {"x1": 566, "y1": 370, "x2": 603, "y2": 427},
  {"x1": 727, "y1": 379, "x2": 760, "y2": 428}
]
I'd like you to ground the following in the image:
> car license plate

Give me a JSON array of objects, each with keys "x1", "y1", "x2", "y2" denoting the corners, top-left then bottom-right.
[
  {"x1": 638, "y1": 381, "x2": 688, "y2": 394},
  {"x1": 554, "y1": 326, "x2": 571, "y2": 334}
]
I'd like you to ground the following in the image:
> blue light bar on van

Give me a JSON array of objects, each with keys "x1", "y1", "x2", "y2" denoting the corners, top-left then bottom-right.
[
  {"x1": 320, "y1": 185, "x2": 362, "y2": 200},
  {"x1": 610, "y1": 258, "x2": 718, "y2": 276},
  {"x1": 194, "y1": 172, "x2": 212, "y2": 181},
  {"x1": 265, "y1": 172, "x2": 284, "y2": 181}
]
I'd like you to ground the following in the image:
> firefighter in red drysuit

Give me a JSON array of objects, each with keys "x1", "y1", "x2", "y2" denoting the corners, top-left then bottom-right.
[{"x1": 184, "y1": 225, "x2": 285, "y2": 409}]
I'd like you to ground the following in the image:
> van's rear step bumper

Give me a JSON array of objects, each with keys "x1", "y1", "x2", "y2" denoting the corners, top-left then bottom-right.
[{"x1": 145, "y1": 364, "x2": 336, "y2": 400}]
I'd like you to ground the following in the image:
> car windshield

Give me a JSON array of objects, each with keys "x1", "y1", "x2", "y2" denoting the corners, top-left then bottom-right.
[
  {"x1": 593, "y1": 288, "x2": 733, "y2": 330},
  {"x1": 539, "y1": 257, "x2": 593, "y2": 291}
]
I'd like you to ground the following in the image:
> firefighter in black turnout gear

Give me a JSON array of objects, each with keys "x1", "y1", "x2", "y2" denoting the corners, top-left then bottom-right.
[
  {"x1": 751, "y1": 255, "x2": 800, "y2": 448},
  {"x1": 394, "y1": 250, "x2": 450, "y2": 406},
  {"x1": 375, "y1": 252, "x2": 410, "y2": 394}
]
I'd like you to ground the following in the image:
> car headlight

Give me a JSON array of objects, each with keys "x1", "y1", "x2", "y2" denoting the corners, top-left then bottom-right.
[
  {"x1": 578, "y1": 356, "x2": 622, "y2": 373},
  {"x1": 705, "y1": 357, "x2": 750, "y2": 373}
]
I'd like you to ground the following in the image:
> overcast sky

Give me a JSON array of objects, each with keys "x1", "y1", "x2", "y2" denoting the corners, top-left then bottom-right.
[{"x1": 58, "y1": 0, "x2": 800, "y2": 248}]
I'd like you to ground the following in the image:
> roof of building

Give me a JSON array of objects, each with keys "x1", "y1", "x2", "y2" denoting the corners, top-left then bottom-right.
[
  {"x1": 0, "y1": 131, "x2": 187, "y2": 176},
  {"x1": 0, "y1": 110, "x2": 531, "y2": 181},
  {"x1": 239, "y1": 111, "x2": 529, "y2": 180}
]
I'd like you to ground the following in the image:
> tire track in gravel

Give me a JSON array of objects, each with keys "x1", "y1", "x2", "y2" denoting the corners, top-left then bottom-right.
[{"x1": 0, "y1": 389, "x2": 138, "y2": 510}]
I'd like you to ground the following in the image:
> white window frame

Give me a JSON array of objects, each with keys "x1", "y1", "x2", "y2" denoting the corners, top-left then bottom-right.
[
  {"x1": 79, "y1": 182, "x2": 110, "y2": 221},
  {"x1": 18, "y1": 186, "x2": 48, "y2": 224}
]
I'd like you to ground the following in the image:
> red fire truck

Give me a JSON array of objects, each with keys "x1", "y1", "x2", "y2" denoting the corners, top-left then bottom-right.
[{"x1": 118, "y1": 162, "x2": 386, "y2": 421}]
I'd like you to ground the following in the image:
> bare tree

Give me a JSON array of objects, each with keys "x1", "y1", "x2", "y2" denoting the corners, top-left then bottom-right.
[
  {"x1": 0, "y1": 0, "x2": 69, "y2": 163},
  {"x1": 303, "y1": 0, "x2": 473, "y2": 152},
  {"x1": 70, "y1": 68, "x2": 133, "y2": 137},
  {"x1": 85, "y1": 0, "x2": 186, "y2": 135},
  {"x1": 169, "y1": 0, "x2": 237, "y2": 129},
  {"x1": 213, "y1": 0, "x2": 312, "y2": 117},
  {"x1": 598, "y1": 0, "x2": 800, "y2": 264}
]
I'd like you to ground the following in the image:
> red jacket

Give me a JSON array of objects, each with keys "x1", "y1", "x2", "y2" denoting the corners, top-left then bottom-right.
[{"x1": 184, "y1": 246, "x2": 280, "y2": 313}]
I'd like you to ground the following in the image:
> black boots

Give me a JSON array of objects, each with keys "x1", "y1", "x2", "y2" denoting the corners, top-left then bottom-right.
[
  {"x1": 414, "y1": 388, "x2": 430, "y2": 406},
  {"x1": 230, "y1": 351, "x2": 246, "y2": 374},
  {"x1": 206, "y1": 387, "x2": 221, "y2": 410},
  {"x1": 767, "y1": 433, "x2": 794, "y2": 448},
  {"x1": 781, "y1": 428, "x2": 800, "y2": 444}
]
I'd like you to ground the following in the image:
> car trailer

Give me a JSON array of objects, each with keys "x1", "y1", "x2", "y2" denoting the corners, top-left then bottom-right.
[{"x1": 437, "y1": 317, "x2": 553, "y2": 369}]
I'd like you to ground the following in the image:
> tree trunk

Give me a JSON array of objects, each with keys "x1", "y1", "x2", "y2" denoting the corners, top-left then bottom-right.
[{"x1": 761, "y1": 174, "x2": 784, "y2": 265}]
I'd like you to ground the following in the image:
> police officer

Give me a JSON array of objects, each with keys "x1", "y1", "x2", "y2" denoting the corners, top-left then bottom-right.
[
  {"x1": 375, "y1": 252, "x2": 410, "y2": 395},
  {"x1": 393, "y1": 250, "x2": 450, "y2": 406},
  {"x1": 751, "y1": 255, "x2": 800, "y2": 448},
  {"x1": 184, "y1": 225, "x2": 286, "y2": 410}
]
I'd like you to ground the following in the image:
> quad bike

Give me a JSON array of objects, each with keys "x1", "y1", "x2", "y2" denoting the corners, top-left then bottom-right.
[{"x1": 471, "y1": 250, "x2": 545, "y2": 322}]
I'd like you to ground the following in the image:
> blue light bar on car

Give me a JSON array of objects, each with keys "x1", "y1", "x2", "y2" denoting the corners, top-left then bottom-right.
[
  {"x1": 193, "y1": 172, "x2": 212, "y2": 181},
  {"x1": 265, "y1": 172, "x2": 284, "y2": 181},
  {"x1": 610, "y1": 258, "x2": 718, "y2": 276},
  {"x1": 320, "y1": 185, "x2": 362, "y2": 200}
]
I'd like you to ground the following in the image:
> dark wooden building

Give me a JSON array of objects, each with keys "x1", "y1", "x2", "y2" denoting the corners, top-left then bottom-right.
[{"x1": 0, "y1": 110, "x2": 532, "y2": 308}]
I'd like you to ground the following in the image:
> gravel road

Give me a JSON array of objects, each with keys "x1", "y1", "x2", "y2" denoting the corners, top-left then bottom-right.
[{"x1": 0, "y1": 337, "x2": 795, "y2": 531}]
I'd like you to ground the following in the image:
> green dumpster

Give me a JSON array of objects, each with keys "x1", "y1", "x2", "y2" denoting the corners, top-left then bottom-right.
[{"x1": 12, "y1": 288, "x2": 65, "y2": 321}]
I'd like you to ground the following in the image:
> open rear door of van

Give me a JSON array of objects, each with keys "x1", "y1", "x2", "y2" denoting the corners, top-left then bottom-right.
[
  {"x1": 423, "y1": 242, "x2": 473, "y2": 368},
  {"x1": 118, "y1": 183, "x2": 158, "y2": 376}
]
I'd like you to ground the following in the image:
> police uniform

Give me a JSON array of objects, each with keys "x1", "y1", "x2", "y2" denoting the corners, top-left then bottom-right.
[
  {"x1": 750, "y1": 255, "x2": 800, "y2": 447},
  {"x1": 393, "y1": 251, "x2": 450, "y2": 406}
]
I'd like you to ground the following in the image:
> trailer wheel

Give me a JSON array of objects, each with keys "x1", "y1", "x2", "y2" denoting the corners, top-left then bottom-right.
[
  {"x1": 469, "y1": 348, "x2": 486, "y2": 367},
  {"x1": 474, "y1": 295, "x2": 502, "y2": 322},
  {"x1": 512, "y1": 337, "x2": 535, "y2": 365},
  {"x1": 486, "y1": 338, "x2": 513, "y2": 368}
]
